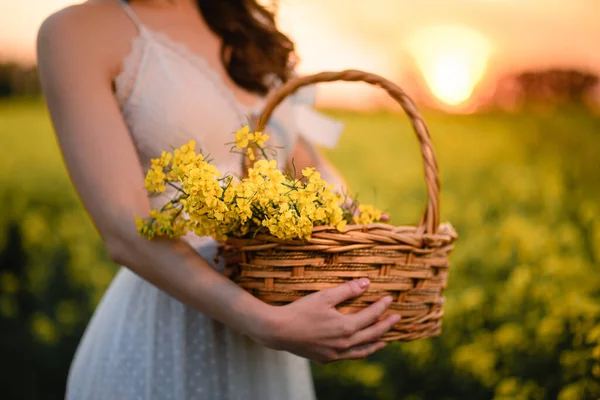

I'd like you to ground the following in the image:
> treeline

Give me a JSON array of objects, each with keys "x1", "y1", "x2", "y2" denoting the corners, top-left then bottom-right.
[
  {"x1": 0, "y1": 60, "x2": 598, "y2": 110},
  {"x1": 516, "y1": 69, "x2": 598, "y2": 104},
  {"x1": 492, "y1": 69, "x2": 599, "y2": 110},
  {"x1": 0, "y1": 62, "x2": 40, "y2": 97}
]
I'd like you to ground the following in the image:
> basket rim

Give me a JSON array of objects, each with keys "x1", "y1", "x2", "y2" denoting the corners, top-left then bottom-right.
[{"x1": 221, "y1": 221, "x2": 458, "y2": 248}]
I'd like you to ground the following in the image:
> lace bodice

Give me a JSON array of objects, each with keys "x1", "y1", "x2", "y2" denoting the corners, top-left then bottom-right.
[{"x1": 113, "y1": 4, "x2": 343, "y2": 174}]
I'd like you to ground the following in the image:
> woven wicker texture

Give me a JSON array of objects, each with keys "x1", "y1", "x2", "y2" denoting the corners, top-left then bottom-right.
[{"x1": 221, "y1": 70, "x2": 458, "y2": 341}]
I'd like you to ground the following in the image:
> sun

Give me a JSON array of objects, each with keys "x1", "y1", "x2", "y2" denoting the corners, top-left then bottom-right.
[
  {"x1": 428, "y1": 50, "x2": 478, "y2": 105},
  {"x1": 406, "y1": 25, "x2": 493, "y2": 106}
]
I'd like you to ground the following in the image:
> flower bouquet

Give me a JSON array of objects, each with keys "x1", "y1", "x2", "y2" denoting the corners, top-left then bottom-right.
[
  {"x1": 137, "y1": 70, "x2": 458, "y2": 342},
  {"x1": 136, "y1": 125, "x2": 384, "y2": 241}
]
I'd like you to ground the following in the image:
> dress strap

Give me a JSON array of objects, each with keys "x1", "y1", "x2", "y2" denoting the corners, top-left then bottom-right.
[{"x1": 119, "y1": 0, "x2": 145, "y2": 32}]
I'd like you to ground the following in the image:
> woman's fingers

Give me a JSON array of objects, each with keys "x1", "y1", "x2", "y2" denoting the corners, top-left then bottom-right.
[
  {"x1": 318, "y1": 278, "x2": 370, "y2": 307},
  {"x1": 336, "y1": 341, "x2": 388, "y2": 361},
  {"x1": 347, "y1": 295, "x2": 394, "y2": 331},
  {"x1": 346, "y1": 314, "x2": 400, "y2": 348},
  {"x1": 316, "y1": 283, "x2": 396, "y2": 338}
]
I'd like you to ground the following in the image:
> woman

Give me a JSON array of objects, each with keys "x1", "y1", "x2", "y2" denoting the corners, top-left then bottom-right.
[{"x1": 37, "y1": 0, "x2": 400, "y2": 398}]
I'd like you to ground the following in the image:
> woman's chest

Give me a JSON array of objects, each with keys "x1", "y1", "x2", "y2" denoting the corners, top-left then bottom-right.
[
  {"x1": 114, "y1": 38, "x2": 296, "y2": 176},
  {"x1": 118, "y1": 44, "x2": 254, "y2": 173}
]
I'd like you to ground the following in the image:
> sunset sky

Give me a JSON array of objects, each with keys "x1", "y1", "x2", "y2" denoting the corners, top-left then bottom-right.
[{"x1": 1, "y1": 0, "x2": 599, "y2": 108}]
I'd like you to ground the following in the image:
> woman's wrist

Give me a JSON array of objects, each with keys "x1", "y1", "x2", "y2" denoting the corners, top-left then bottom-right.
[
  {"x1": 241, "y1": 301, "x2": 287, "y2": 349},
  {"x1": 226, "y1": 291, "x2": 279, "y2": 345}
]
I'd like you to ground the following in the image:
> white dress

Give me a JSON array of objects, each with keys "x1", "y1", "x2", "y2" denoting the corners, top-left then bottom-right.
[{"x1": 65, "y1": 2, "x2": 344, "y2": 400}]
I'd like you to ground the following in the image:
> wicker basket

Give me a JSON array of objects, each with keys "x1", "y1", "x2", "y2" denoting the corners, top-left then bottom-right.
[{"x1": 221, "y1": 70, "x2": 458, "y2": 342}]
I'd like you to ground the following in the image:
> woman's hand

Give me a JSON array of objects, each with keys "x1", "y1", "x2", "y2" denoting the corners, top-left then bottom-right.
[{"x1": 254, "y1": 278, "x2": 400, "y2": 364}]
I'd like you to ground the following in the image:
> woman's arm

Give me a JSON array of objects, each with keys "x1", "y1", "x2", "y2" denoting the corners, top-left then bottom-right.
[
  {"x1": 37, "y1": 5, "x2": 398, "y2": 363},
  {"x1": 36, "y1": 5, "x2": 268, "y2": 339}
]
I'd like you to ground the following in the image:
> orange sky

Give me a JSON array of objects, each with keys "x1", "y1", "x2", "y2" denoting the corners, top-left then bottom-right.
[{"x1": 2, "y1": 0, "x2": 599, "y2": 108}]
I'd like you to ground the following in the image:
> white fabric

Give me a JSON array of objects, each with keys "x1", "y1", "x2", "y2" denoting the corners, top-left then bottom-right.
[
  {"x1": 66, "y1": 2, "x2": 346, "y2": 399},
  {"x1": 292, "y1": 106, "x2": 344, "y2": 149}
]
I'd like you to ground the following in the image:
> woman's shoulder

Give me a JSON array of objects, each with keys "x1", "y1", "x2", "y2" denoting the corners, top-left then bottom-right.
[
  {"x1": 38, "y1": 1, "x2": 131, "y2": 43},
  {"x1": 37, "y1": 1, "x2": 135, "y2": 79}
]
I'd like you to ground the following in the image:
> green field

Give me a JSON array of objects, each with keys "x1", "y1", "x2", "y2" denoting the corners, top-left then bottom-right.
[{"x1": 1, "y1": 98, "x2": 599, "y2": 399}]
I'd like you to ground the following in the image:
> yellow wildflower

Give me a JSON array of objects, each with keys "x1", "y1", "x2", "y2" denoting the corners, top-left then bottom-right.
[
  {"x1": 353, "y1": 204, "x2": 384, "y2": 225},
  {"x1": 252, "y1": 131, "x2": 270, "y2": 147},
  {"x1": 235, "y1": 126, "x2": 251, "y2": 149},
  {"x1": 144, "y1": 165, "x2": 167, "y2": 193}
]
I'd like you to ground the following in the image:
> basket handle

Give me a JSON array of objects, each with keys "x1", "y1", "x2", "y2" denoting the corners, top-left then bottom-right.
[{"x1": 254, "y1": 69, "x2": 440, "y2": 234}]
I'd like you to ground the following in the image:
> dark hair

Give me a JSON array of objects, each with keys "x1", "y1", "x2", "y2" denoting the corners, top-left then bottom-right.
[
  {"x1": 197, "y1": 0, "x2": 296, "y2": 95},
  {"x1": 124, "y1": 0, "x2": 295, "y2": 94}
]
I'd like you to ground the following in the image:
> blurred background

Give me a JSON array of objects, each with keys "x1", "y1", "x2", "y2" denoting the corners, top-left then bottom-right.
[{"x1": 1, "y1": 0, "x2": 599, "y2": 399}]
